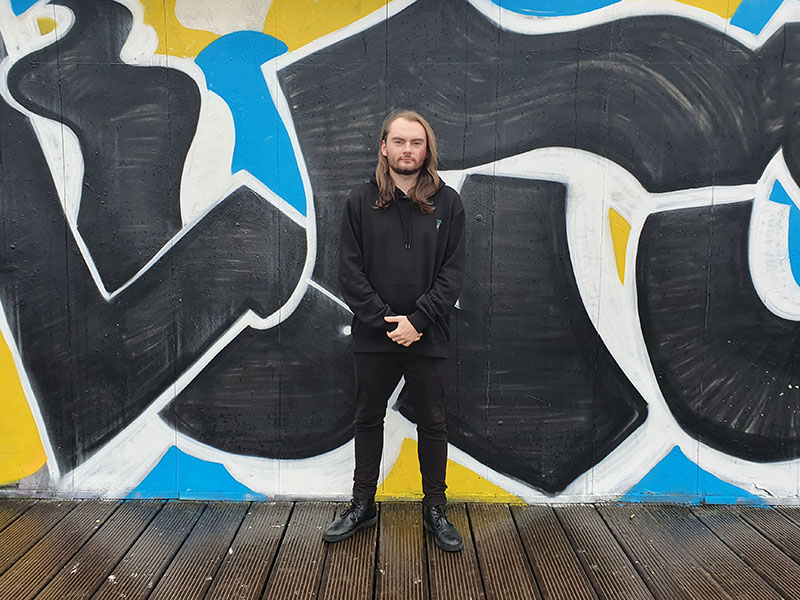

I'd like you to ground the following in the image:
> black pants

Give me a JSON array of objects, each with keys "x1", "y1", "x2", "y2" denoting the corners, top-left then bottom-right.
[{"x1": 352, "y1": 352, "x2": 448, "y2": 508}]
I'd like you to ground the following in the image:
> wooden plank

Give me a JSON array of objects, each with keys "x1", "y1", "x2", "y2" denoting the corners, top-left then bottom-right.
[
  {"x1": 34, "y1": 500, "x2": 162, "y2": 600},
  {"x1": 0, "y1": 498, "x2": 36, "y2": 532},
  {"x1": 0, "y1": 497, "x2": 793, "y2": 600},
  {"x1": 0, "y1": 500, "x2": 77, "y2": 577},
  {"x1": 91, "y1": 500, "x2": 205, "y2": 600},
  {"x1": 148, "y1": 501, "x2": 249, "y2": 600},
  {"x1": 0, "y1": 499, "x2": 119, "y2": 600},
  {"x1": 375, "y1": 502, "x2": 427, "y2": 600},
  {"x1": 427, "y1": 504, "x2": 484, "y2": 600},
  {"x1": 555, "y1": 505, "x2": 654, "y2": 600},
  {"x1": 205, "y1": 502, "x2": 292, "y2": 600},
  {"x1": 776, "y1": 505, "x2": 800, "y2": 528},
  {"x1": 512, "y1": 505, "x2": 596, "y2": 600},
  {"x1": 262, "y1": 502, "x2": 333, "y2": 599},
  {"x1": 319, "y1": 502, "x2": 378, "y2": 600},
  {"x1": 736, "y1": 506, "x2": 800, "y2": 563},
  {"x1": 693, "y1": 505, "x2": 800, "y2": 600},
  {"x1": 640, "y1": 505, "x2": 781, "y2": 600},
  {"x1": 599, "y1": 504, "x2": 729, "y2": 600},
  {"x1": 468, "y1": 504, "x2": 540, "y2": 600}
]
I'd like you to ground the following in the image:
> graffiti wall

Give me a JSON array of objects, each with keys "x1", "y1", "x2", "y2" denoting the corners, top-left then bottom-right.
[{"x1": 1, "y1": 0, "x2": 798, "y2": 503}]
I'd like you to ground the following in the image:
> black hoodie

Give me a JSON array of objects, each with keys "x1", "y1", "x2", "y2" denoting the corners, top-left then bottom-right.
[{"x1": 338, "y1": 177, "x2": 466, "y2": 357}]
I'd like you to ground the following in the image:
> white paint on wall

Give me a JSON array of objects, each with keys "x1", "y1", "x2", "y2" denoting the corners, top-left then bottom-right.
[
  {"x1": 179, "y1": 87, "x2": 237, "y2": 225},
  {"x1": 466, "y1": 0, "x2": 800, "y2": 49},
  {"x1": 65, "y1": 416, "x2": 176, "y2": 498},
  {"x1": 750, "y1": 151, "x2": 800, "y2": 321},
  {"x1": 175, "y1": 0, "x2": 273, "y2": 36}
]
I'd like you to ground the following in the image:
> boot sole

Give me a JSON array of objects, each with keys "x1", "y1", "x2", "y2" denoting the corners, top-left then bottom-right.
[
  {"x1": 323, "y1": 515, "x2": 378, "y2": 543},
  {"x1": 423, "y1": 520, "x2": 464, "y2": 552}
]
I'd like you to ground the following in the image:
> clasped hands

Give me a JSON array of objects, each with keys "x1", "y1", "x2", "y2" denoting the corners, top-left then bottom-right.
[{"x1": 385, "y1": 315, "x2": 422, "y2": 347}]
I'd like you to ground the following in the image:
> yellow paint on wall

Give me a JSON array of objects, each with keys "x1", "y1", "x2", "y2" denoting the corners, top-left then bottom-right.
[
  {"x1": 138, "y1": 0, "x2": 740, "y2": 57},
  {"x1": 377, "y1": 438, "x2": 522, "y2": 503},
  {"x1": 37, "y1": 17, "x2": 57, "y2": 35},
  {"x1": 667, "y1": 0, "x2": 742, "y2": 18},
  {"x1": 140, "y1": 0, "x2": 219, "y2": 58},
  {"x1": 609, "y1": 208, "x2": 631, "y2": 285},
  {"x1": 265, "y1": 0, "x2": 388, "y2": 51},
  {"x1": 0, "y1": 332, "x2": 46, "y2": 485}
]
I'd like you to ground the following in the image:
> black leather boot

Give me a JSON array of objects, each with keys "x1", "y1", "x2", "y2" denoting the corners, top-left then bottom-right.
[
  {"x1": 423, "y1": 505, "x2": 464, "y2": 552},
  {"x1": 323, "y1": 497, "x2": 378, "y2": 543}
]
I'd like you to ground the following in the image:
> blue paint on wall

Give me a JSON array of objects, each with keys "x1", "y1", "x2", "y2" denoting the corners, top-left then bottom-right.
[
  {"x1": 768, "y1": 180, "x2": 800, "y2": 287},
  {"x1": 731, "y1": 0, "x2": 784, "y2": 34},
  {"x1": 622, "y1": 447, "x2": 767, "y2": 504},
  {"x1": 770, "y1": 180, "x2": 794, "y2": 208},
  {"x1": 196, "y1": 31, "x2": 306, "y2": 216},
  {"x1": 492, "y1": 0, "x2": 619, "y2": 16},
  {"x1": 11, "y1": 0, "x2": 39, "y2": 16},
  {"x1": 128, "y1": 446, "x2": 267, "y2": 500}
]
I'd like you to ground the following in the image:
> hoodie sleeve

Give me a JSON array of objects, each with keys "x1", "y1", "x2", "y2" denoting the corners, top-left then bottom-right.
[
  {"x1": 338, "y1": 192, "x2": 394, "y2": 329},
  {"x1": 407, "y1": 193, "x2": 466, "y2": 332}
]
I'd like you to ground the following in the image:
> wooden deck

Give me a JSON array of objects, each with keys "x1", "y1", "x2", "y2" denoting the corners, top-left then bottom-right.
[{"x1": 0, "y1": 499, "x2": 799, "y2": 599}]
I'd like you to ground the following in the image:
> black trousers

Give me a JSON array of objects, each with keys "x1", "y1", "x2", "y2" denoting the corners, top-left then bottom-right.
[{"x1": 352, "y1": 352, "x2": 448, "y2": 508}]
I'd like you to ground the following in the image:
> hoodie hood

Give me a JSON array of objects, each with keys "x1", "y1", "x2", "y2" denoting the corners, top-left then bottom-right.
[
  {"x1": 370, "y1": 174, "x2": 444, "y2": 250},
  {"x1": 368, "y1": 173, "x2": 446, "y2": 191}
]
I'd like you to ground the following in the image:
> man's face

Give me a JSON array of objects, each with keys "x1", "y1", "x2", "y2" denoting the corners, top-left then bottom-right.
[{"x1": 381, "y1": 117, "x2": 428, "y2": 176}]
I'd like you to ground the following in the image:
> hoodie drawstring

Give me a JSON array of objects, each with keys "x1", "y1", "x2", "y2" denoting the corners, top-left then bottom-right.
[{"x1": 396, "y1": 193, "x2": 412, "y2": 250}]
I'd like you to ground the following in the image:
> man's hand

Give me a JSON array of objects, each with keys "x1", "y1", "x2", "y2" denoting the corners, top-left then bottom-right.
[{"x1": 385, "y1": 315, "x2": 422, "y2": 347}]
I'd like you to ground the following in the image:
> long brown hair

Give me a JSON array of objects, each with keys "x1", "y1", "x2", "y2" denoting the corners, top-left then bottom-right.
[{"x1": 374, "y1": 109, "x2": 440, "y2": 214}]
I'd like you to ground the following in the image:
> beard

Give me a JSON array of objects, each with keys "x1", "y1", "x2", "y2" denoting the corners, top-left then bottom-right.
[{"x1": 388, "y1": 156, "x2": 423, "y2": 176}]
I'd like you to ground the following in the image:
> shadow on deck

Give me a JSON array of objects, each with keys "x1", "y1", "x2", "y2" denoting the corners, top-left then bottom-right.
[{"x1": 0, "y1": 499, "x2": 798, "y2": 599}]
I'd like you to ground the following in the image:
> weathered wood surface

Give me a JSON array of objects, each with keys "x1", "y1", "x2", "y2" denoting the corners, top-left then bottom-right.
[{"x1": 0, "y1": 499, "x2": 797, "y2": 599}]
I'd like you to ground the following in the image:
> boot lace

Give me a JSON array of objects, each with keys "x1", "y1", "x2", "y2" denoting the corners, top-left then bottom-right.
[
  {"x1": 431, "y1": 506, "x2": 451, "y2": 528},
  {"x1": 341, "y1": 498, "x2": 363, "y2": 521}
]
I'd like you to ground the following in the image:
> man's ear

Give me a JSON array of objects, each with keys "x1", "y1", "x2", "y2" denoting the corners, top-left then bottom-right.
[{"x1": 380, "y1": 140, "x2": 387, "y2": 157}]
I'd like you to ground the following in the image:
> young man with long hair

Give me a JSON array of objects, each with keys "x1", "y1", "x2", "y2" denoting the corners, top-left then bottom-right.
[{"x1": 325, "y1": 109, "x2": 466, "y2": 551}]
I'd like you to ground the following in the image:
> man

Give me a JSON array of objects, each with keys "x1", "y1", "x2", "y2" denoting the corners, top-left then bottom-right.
[{"x1": 324, "y1": 109, "x2": 466, "y2": 552}]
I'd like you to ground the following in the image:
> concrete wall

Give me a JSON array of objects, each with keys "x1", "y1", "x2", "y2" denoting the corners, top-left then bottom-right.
[{"x1": 1, "y1": 0, "x2": 798, "y2": 503}]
